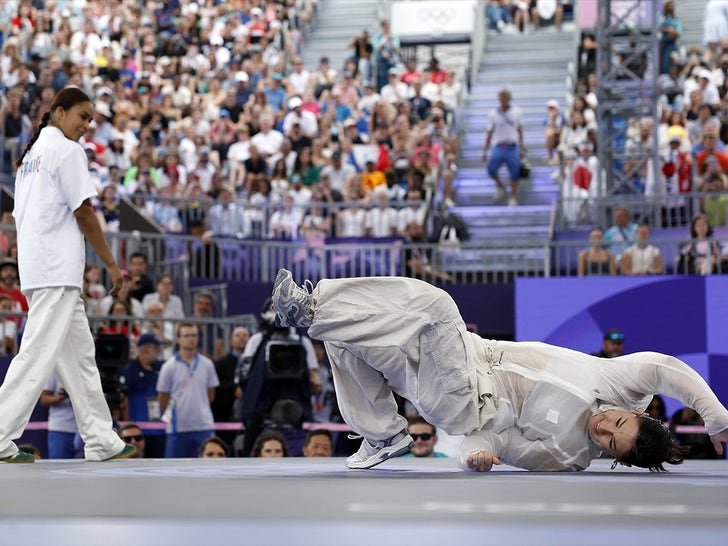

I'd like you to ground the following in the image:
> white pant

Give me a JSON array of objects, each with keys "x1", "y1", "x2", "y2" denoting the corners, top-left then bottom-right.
[
  {"x1": 0, "y1": 287, "x2": 125, "y2": 460},
  {"x1": 308, "y1": 277, "x2": 497, "y2": 441}
]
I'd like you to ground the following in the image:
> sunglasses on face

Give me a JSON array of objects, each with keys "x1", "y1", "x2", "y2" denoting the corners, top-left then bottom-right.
[
  {"x1": 410, "y1": 433, "x2": 433, "y2": 441},
  {"x1": 122, "y1": 434, "x2": 144, "y2": 442}
]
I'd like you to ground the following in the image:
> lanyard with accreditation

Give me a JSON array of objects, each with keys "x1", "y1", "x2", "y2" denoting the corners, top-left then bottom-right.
[{"x1": 161, "y1": 352, "x2": 200, "y2": 434}]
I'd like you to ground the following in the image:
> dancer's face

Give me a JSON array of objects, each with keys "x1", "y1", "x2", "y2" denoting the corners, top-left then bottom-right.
[{"x1": 588, "y1": 410, "x2": 639, "y2": 459}]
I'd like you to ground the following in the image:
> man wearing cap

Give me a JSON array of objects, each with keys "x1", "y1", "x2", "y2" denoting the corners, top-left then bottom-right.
[
  {"x1": 121, "y1": 334, "x2": 166, "y2": 457},
  {"x1": 544, "y1": 99, "x2": 566, "y2": 164},
  {"x1": 233, "y1": 71, "x2": 252, "y2": 107},
  {"x1": 283, "y1": 96, "x2": 317, "y2": 137},
  {"x1": 592, "y1": 329, "x2": 626, "y2": 358}
]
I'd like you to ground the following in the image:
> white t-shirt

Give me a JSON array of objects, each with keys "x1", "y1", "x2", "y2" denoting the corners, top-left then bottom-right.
[
  {"x1": 488, "y1": 106, "x2": 524, "y2": 146},
  {"x1": 13, "y1": 127, "x2": 97, "y2": 292}
]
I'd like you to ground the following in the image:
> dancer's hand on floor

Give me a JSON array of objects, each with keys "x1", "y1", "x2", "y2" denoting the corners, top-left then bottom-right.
[{"x1": 466, "y1": 450, "x2": 501, "y2": 472}]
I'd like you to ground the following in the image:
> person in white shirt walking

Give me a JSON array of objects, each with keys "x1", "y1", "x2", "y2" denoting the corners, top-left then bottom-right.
[
  {"x1": 482, "y1": 89, "x2": 525, "y2": 206},
  {"x1": 272, "y1": 269, "x2": 728, "y2": 472},
  {"x1": 0, "y1": 87, "x2": 135, "y2": 463}
]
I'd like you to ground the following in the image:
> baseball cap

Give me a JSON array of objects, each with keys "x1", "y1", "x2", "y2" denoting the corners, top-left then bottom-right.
[
  {"x1": 603, "y1": 329, "x2": 625, "y2": 342},
  {"x1": 137, "y1": 333, "x2": 161, "y2": 347},
  {"x1": 288, "y1": 96, "x2": 303, "y2": 108},
  {"x1": 546, "y1": 99, "x2": 559, "y2": 109}
]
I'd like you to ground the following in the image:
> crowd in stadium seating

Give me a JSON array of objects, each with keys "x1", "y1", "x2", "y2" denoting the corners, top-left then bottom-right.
[
  {"x1": 1, "y1": 0, "x2": 462, "y2": 248},
  {"x1": 0, "y1": 0, "x2": 722, "y2": 461}
]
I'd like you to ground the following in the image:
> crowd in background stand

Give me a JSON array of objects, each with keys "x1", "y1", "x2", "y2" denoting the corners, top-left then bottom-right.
[{"x1": 0, "y1": 0, "x2": 721, "y2": 461}]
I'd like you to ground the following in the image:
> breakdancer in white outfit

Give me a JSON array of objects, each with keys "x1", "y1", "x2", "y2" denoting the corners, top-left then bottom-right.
[{"x1": 272, "y1": 269, "x2": 728, "y2": 471}]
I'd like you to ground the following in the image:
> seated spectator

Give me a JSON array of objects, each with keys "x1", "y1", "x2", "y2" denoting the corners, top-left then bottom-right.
[
  {"x1": 403, "y1": 416, "x2": 448, "y2": 458},
  {"x1": 337, "y1": 195, "x2": 368, "y2": 238},
  {"x1": 678, "y1": 214, "x2": 721, "y2": 275},
  {"x1": 0, "y1": 294, "x2": 18, "y2": 355},
  {"x1": 0, "y1": 258, "x2": 28, "y2": 328},
  {"x1": 302, "y1": 429, "x2": 334, "y2": 458},
  {"x1": 532, "y1": 0, "x2": 564, "y2": 31},
  {"x1": 269, "y1": 193, "x2": 303, "y2": 240},
  {"x1": 301, "y1": 192, "x2": 332, "y2": 239},
  {"x1": 485, "y1": 0, "x2": 510, "y2": 32},
  {"x1": 98, "y1": 269, "x2": 144, "y2": 317},
  {"x1": 366, "y1": 190, "x2": 398, "y2": 238},
  {"x1": 40, "y1": 374, "x2": 78, "y2": 459},
  {"x1": 362, "y1": 157, "x2": 387, "y2": 192},
  {"x1": 140, "y1": 301, "x2": 175, "y2": 360},
  {"x1": 100, "y1": 298, "x2": 140, "y2": 341},
  {"x1": 671, "y1": 407, "x2": 722, "y2": 459},
  {"x1": 403, "y1": 221, "x2": 453, "y2": 283},
  {"x1": 292, "y1": 146, "x2": 320, "y2": 187},
  {"x1": 578, "y1": 227, "x2": 618, "y2": 277},
  {"x1": 604, "y1": 206, "x2": 638, "y2": 262},
  {"x1": 397, "y1": 189, "x2": 427, "y2": 235},
  {"x1": 698, "y1": 153, "x2": 728, "y2": 227},
  {"x1": 141, "y1": 273, "x2": 185, "y2": 320},
  {"x1": 687, "y1": 104, "x2": 721, "y2": 147},
  {"x1": 152, "y1": 188, "x2": 184, "y2": 233},
  {"x1": 544, "y1": 100, "x2": 566, "y2": 164},
  {"x1": 622, "y1": 224, "x2": 664, "y2": 275},
  {"x1": 200, "y1": 436, "x2": 228, "y2": 458},
  {"x1": 252, "y1": 430, "x2": 289, "y2": 458},
  {"x1": 83, "y1": 264, "x2": 106, "y2": 316},
  {"x1": 321, "y1": 150, "x2": 356, "y2": 194},
  {"x1": 206, "y1": 186, "x2": 248, "y2": 238},
  {"x1": 646, "y1": 395, "x2": 669, "y2": 423},
  {"x1": 128, "y1": 252, "x2": 155, "y2": 302},
  {"x1": 118, "y1": 424, "x2": 146, "y2": 459}
]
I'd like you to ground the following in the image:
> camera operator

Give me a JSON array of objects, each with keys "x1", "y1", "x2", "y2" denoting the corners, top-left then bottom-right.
[
  {"x1": 120, "y1": 333, "x2": 165, "y2": 458},
  {"x1": 236, "y1": 298, "x2": 321, "y2": 457}
]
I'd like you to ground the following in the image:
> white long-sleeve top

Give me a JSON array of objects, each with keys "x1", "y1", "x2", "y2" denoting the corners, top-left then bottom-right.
[{"x1": 457, "y1": 340, "x2": 728, "y2": 471}]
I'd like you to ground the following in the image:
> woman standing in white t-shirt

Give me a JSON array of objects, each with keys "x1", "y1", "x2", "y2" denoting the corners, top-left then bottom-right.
[{"x1": 0, "y1": 87, "x2": 135, "y2": 463}]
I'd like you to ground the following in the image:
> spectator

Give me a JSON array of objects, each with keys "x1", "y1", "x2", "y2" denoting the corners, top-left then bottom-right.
[
  {"x1": 646, "y1": 395, "x2": 669, "y2": 424},
  {"x1": 404, "y1": 416, "x2": 448, "y2": 458},
  {"x1": 302, "y1": 429, "x2": 333, "y2": 458},
  {"x1": 206, "y1": 186, "x2": 248, "y2": 238},
  {"x1": 592, "y1": 329, "x2": 625, "y2": 358},
  {"x1": 192, "y1": 290, "x2": 225, "y2": 360},
  {"x1": 532, "y1": 0, "x2": 564, "y2": 32},
  {"x1": 604, "y1": 206, "x2": 638, "y2": 262},
  {"x1": 252, "y1": 430, "x2": 289, "y2": 458},
  {"x1": 702, "y1": 0, "x2": 728, "y2": 63},
  {"x1": 200, "y1": 436, "x2": 228, "y2": 458},
  {"x1": 128, "y1": 252, "x2": 155, "y2": 303},
  {"x1": 141, "y1": 273, "x2": 185, "y2": 320},
  {"x1": 485, "y1": 0, "x2": 510, "y2": 32},
  {"x1": 118, "y1": 424, "x2": 145, "y2": 459},
  {"x1": 544, "y1": 100, "x2": 566, "y2": 165},
  {"x1": 698, "y1": 152, "x2": 728, "y2": 227},
  {"x1": 671, "y1": 407, "x2": 722, "y2": 459},
  {"x1": 40, "y1": 374, "x2": 78, "y2": 459},
  {"x1": 0, "y1": 258, "x2": 28, "y2": 328},
  {"x1": 366, "y1": 191, "x2": 398, "y2": 238},
  {"x1": 98, "y1": 269, "x2": 143, "y2": 318},
  {"x1": 622, "y1": 224, "x2": 664, "y2": 275},
  {"x1": 678, "y1": 214, "x2": 721, "y2": 275},
  {"x1": 373, "y1": 20, "x2": 400, "y2": 91},
  {"x1": 212, "y1": 327, "x2": 249, "y2": 424},
  {"x1": 482, "y1": 89, "x2": 524, "y2": 206},
  {"x1": 157, "y1": 323, "x2": 219, "y2": 458},
  {"x1": 578, "y1": 227, "x2": 617, "y2": 277},
  {"x1": 659, "y1": 1, "x2": 682, "y2": 74},
  {"x1": 0, "y1": 294, "x2": 18, "y2": 355},
  {"x1": 321, "y1": 150, "x2": 356, "y2": 194}
]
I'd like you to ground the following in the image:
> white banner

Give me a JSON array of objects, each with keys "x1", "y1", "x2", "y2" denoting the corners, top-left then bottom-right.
[{"x1": 390, "y1": 0, "x2": 477, "y2": 38}]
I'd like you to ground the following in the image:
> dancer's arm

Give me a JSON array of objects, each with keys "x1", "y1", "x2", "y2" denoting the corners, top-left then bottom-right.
[{"x1": 602, "y1": 352, "x2": 728, "y2": 454}]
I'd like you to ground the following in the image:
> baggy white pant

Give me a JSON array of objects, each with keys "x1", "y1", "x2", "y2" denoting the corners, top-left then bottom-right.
[
  {"x1": 0, "y1": 287, "x2": 125, "y2": 460},
  {"x1": 308, "y1": 277, "x2": 497, "y2": 441}
]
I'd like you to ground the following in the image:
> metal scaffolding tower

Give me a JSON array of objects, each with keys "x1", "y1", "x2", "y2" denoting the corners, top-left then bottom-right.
[{"x1": 596, "y1": 0, "x2": 661, "y2": 200}]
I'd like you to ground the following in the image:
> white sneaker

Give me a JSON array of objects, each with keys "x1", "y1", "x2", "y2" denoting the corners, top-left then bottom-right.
[
  {"x1": 508, "y1": 197, "x2": 518, "y2": 207},
  {"x1": 346, "y1": 430, "x2": 415, "y2": 469},
  {"x1": 271, "y1": 268, "x2": 314, "y2": 328},
  {"x1": 493, "y1": 187, "x2": 506, "y2": 202}
]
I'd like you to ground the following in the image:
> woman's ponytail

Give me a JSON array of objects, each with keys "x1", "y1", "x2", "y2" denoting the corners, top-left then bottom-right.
[{"x1": 15, "y1": 111, "x2": 51, "y2": 169}]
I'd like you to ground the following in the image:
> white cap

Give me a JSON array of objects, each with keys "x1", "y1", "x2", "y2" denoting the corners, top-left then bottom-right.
[
  {"x1": 95, "y1": 102, "x2": 112, "y2": 118},
  {"x1": 546, "y1": 99, "x2": 559, "y2": 109},
  {"x1": 288, "y1": 96, "x2": 302, "y2": 108},
  {"x1": 235, "y1": 71, "x2": 249, "y2": 83}
]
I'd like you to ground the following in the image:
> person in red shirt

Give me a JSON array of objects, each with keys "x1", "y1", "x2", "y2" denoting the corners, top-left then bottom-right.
[
  {"x1": 428, "y1": 57, "x2": 447, "y2": 84},
  {"x1": 695, "y1": 127, "x2": 728, "y2": 173},
  {"x1": 0, "y1": 259, "x2": 28, "y2": 330},
  {"x1": 400, "y1": 58, "x2": 422, "y2": 86}
]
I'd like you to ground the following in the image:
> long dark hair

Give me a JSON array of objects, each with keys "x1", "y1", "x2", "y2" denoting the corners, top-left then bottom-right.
[
  {"x1": 620, "y1": 415, "x2": 690, "y2": 472},
  {"x1": 15, "y1": 87, "x2": 91, "y2": 169}
]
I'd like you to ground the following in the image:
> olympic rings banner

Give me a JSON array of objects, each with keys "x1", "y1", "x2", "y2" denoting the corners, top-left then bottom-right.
[{"x1": 390, "y1": 0, "x2": 477, "y2": 38}]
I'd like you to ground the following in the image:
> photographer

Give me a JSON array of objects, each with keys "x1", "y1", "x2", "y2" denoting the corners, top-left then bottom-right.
[
  {"x1": 120, "y1": 334, "x2": 165, "y2": 458},
  {"x1": 236, "y1": 298, "x2": 320, "y2": 457}
]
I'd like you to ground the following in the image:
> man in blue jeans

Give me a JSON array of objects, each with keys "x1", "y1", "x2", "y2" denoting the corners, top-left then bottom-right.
[{"x1": 482, "y1": 89, "x2": 525, "y2": 206}]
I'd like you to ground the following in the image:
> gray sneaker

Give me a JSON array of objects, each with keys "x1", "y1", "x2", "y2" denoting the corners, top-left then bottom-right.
[
  {"x1": 271, "y1": 269, "x2": 314, "y2": 328},
  {"x1": 346, "y1": 430, "x2": 415, "y2": 469}
]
